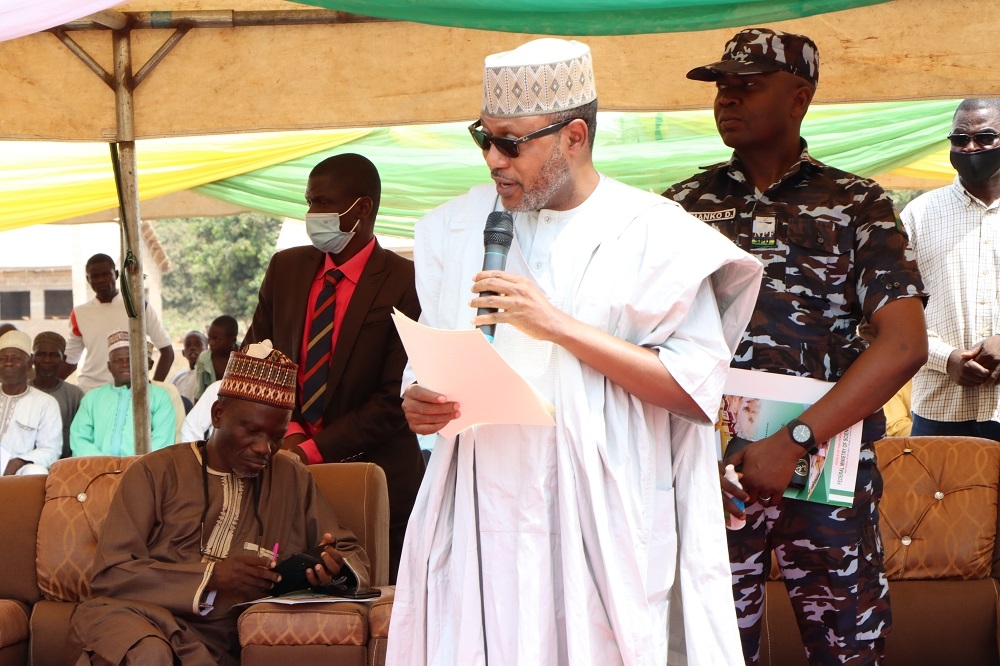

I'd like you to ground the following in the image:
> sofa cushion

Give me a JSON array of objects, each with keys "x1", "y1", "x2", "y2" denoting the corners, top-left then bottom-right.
[
  {"x1": 36, "y1": 456, "x2": 139, "y2": 602},
  {"x1": 28, "y1": 599, "x2": 76, "y2": 666},
  {"x1": 0, "y1": 600, "x2": 28, "y2": 650},
  {"x1": 367, "y1": 587, "x2": 394, "y2": 666},
  {"x1": 0, "y1": 475, "x2": 45, "y2": 605},
  {"x1": 877, "y1": 436, "x2": 1000, "y2": 580},
  {"x1": 238, "y1": 602, "x2": 369, "y2": 647},
  {"x1": 241, "y1": 644, "x2": 366, "y2": 666},
  {"x1": 368, "y1": 587, "x2": 394, "y2": 640}
]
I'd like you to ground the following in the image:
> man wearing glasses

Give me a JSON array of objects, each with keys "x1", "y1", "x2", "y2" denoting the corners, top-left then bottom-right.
[
  {"x1": 389, "y1": 38, "x2": 763, "y2": 665},
  {"x1": 902, "y1": 99, "x2": 1000, "y2": 440}
]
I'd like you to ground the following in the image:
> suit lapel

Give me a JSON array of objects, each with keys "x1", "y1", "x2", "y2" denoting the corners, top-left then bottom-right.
[
  {"x1": 324, "y1": 242, "x2": 388, "y2": 407},
  {"x1": 288, "y1": 248, "x2": 325, "y2": 364}
]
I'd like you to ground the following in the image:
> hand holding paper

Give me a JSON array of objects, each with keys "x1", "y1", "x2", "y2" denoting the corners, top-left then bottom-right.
[{"x1": 392, "y1": 310, "x2": 555, "y2": 438}]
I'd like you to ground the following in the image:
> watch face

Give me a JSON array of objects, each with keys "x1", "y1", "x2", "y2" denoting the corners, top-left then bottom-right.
[{"x1": 792, "y1": 423, "x2": 811, "y2": 443}]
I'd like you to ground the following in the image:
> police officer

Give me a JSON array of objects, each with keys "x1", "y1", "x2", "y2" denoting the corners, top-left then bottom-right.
[{"x1": 665, "y1": 28, "x2": 928, "y2": 666}]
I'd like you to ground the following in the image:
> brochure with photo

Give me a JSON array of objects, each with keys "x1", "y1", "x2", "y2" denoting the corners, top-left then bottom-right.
[{"x1": 718, "y1": 369, "x2": 862, "y2": 507}]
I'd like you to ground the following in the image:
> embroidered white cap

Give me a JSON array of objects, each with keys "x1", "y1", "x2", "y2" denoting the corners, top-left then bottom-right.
[{"x1": 482, "y1": 38, "x2": 597, "y2": 118}]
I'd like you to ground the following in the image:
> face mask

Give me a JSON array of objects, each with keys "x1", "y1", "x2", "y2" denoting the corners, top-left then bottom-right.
[
  {"x1": 305, "y1": 197, "x2": 362, "y2": 254},
  {"x1": 950, "y1": 146, "x2": 1000, "y2": 186}
]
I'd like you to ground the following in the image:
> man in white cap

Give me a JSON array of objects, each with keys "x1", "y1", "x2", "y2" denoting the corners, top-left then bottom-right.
[
  {"x1": 70, "y1": 329, "x2": 176, "y2": 456},
  {"x1": 0, "y1": 330, "x2": 61, "y2": 475},
  {"x1": 389, "y1": 38, "x2": 762, "y2": 665}
]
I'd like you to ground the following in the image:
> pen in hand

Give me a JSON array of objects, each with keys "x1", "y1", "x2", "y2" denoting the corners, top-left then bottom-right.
[{"x1": 271, "y1": 542, "x2": 280, "y2": 563}]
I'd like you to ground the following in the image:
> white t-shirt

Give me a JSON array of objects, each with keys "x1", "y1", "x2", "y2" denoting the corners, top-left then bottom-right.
[{"x1": 65, "y1": 293, "x2": 172, "y2": 393}]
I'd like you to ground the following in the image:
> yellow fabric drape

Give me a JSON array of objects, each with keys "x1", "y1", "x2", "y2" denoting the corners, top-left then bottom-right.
[
  {"x1": 0, "y1": 129, "x2": 371, "y2": 231},
  {"x1": 884, "y1": 149, "x2": 953, "y2": 183}
]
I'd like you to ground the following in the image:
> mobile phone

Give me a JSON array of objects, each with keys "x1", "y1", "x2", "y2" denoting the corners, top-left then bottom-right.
[
  {"x1": 332, "y1": 588, "x2": 381, "y2": 600},
  {"x1": 271, "y1": 546, "x2": 327, "y2": 595}
]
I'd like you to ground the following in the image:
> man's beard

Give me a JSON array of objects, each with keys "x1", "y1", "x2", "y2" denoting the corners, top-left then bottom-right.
[
  {"x1": 506, "y1": 144, "x2": 572, "y2": 212},
  {"x1": 235, "y1": 460, "x2": 267, "y2": 479}
]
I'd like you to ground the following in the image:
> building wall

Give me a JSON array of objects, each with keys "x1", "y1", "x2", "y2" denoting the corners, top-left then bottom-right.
[{"x1": 0, "y1": 222, "x2": 167, "y2": 343}]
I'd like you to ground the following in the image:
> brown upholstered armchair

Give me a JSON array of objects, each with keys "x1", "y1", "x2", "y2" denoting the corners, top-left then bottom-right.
[
  {"x1": 0, "y1": 455, "x2": 390, "y2": 666},
  {"x1": 238, "y1": 461, "x2": 394, "y2": 666},
  {"x1": 761, "y1": 436, "x2": 1000, "y2": 665}
]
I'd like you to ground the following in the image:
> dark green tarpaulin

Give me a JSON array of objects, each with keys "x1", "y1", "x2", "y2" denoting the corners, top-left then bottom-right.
[{"x1": 296, "y1": 0, "x2": 888, "y2": 35}]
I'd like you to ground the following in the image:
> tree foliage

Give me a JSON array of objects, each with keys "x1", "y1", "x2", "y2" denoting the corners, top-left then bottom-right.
[
  {"x1": 885, "y1": 189, "x2": 927, "y2": 211},
  {"x1": 155, "y1": 213, "x2": 281, "y2": 339}
]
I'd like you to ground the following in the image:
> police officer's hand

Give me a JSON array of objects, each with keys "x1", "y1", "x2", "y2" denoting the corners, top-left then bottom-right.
[
  {"x1": 719, "y1": 461, "x2": 749, "y2": 519},
  {"x1": 724, "y1": 433, "x2": 802, "y2": 506},
  {"x1": 946, "y1": 346, "x2": 991, "y2": 387}
]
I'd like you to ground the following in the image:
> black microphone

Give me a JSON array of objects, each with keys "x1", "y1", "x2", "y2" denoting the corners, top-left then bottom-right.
[{"x1": 477, "y1": 211, "x2": 514, "y2": 342}]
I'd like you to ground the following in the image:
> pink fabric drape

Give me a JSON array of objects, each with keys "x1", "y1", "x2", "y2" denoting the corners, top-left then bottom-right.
[{"x1": 0, "y1": 0, "x2": 124, "y2": 43}]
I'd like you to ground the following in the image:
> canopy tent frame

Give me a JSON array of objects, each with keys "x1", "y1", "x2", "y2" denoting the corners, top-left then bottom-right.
[{"x1": 55, "y1": 7, "x2": 388, "y2": 453}]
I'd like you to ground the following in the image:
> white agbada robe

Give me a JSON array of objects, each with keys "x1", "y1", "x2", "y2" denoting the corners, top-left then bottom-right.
[{"x1": 388, "y1": 178, "x2": 762, "y2": 666}]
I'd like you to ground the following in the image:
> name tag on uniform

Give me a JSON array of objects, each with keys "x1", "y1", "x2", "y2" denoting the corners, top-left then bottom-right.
[
  {"x1": 752, "y1": 215, "x2": 776, "y2": 249},
  {"x1": 690, "y1": 208, "x2": 735, "y2": 223}
]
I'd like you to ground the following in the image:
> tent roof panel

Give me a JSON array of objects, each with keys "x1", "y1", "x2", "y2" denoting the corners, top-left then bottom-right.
[{"x1": 1, "y1": 0, "x2": 997, "y2": 141}]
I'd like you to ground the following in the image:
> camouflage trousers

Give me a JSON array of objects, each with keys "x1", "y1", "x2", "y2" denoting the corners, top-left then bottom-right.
[{"x1": 728, "y1": 444, "x2": 891, "y2": 666}]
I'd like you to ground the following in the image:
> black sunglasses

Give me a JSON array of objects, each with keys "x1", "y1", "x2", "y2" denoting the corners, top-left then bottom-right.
[
  {"x1": 947, "y1": 131, "x2": 1000, "y2": 148},
  {"x1": 468, "y1": 118, "x2": 576, "y2": 158}
]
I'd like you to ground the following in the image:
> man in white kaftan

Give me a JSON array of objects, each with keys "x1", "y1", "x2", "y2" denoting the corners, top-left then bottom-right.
[
  {"x1": 0, "y1": 330, "x2": 61, "y2": 475},
  {"x1": 387, "y1": 39, "x2": 763, "y2": 666}
]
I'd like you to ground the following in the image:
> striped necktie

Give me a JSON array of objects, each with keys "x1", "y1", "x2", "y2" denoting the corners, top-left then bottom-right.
[{"x1": 301, "y1": 268, "x2": 343, "y2": 427}]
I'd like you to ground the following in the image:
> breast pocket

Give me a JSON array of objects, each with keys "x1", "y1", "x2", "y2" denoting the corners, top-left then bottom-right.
[
  {"x1": 5, "y1": 421, "x2": 38, "y2": 455},
  {"x1": 783, "y1": 219, "x2": 854, "y2": 305},
  {"x1": 361, "y1": 306, "x2": 393, "y2": 327}
]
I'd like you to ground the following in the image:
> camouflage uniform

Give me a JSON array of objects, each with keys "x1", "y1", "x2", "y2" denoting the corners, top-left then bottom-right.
[{"x1": 665, "y1": 144, "x2": 926, "y2": 666}]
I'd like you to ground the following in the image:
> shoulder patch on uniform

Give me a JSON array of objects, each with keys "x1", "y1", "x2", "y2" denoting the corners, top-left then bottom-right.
[
  {"x1": 893, "y1": 209, "x2": 907, "y2": 236},
  {"x1": 690, "y1": 208, "x2": 736, "y2": 222}
]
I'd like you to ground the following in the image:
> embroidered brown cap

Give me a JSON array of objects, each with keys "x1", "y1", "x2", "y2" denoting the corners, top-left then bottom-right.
[
  {"x1": 217, "y1": 340, "x2": 297, "y2": 410},
  {"x1": 33, "y1": 331, "x2": 66, "y2": 354},
  {"x1": 687, "y1": 28, "x2": 819, "y2": 86}
]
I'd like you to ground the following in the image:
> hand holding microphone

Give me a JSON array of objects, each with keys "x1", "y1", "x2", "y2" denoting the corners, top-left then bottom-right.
[
  {"x1": 471, "y1": 210, "x2": 568, "y2": 343},
  {"x1": 476, "y1": 211, "x2": 514, "y2": 342}
]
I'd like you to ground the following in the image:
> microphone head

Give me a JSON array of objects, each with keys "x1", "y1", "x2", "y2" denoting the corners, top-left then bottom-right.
[{"x1": 484, "y1": 211, "x2": 514, "y2": 248}]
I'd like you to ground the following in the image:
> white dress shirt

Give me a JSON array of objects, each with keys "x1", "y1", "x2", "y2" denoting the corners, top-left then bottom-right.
[{"x1": 902, "y1": 177, "x2": 1000, "y2": 422}]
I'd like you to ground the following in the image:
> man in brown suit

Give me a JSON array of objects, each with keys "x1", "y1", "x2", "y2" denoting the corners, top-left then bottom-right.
[{"x1": 245, "y1": 153, "x2": 423, "y2": 583}]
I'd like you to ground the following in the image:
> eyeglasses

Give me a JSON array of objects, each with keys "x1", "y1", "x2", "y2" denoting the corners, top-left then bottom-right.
[
  {"x1": 468, "y1": 118, "x2": 576, "y2": 158},
  {"x1": 947, "y1": 131, "x2": 1000, "y2": 148}
]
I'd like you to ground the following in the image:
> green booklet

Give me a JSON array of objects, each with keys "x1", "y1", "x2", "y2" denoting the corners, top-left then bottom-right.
[{"x1": 717, "y1": 369, "x2": 862, "y2": 507}]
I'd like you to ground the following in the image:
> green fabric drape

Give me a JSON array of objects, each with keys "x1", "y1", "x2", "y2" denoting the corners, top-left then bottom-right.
[
  {"x1": 296, "y1": 0, "x2": 888, "y2": 35},
  {"x1": 195, "y1": 99, "x2": 955, "y2": 239}
]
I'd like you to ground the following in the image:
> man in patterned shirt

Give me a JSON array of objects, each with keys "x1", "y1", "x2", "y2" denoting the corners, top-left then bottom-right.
[
  {"x1": 664, "y1": 28, "x2": 928, "y2": 666},
  {"x1": 903, "y1": 99, "x2": 1000, "y2": 440}
]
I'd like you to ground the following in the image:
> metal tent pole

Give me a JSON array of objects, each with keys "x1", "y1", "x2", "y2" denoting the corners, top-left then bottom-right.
[{"x1": 113, "y1": 28, "x2": 152, "y2": 455}]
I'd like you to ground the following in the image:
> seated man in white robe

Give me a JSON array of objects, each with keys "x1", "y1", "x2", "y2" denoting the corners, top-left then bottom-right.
[
  {"x1": 69, "y1": 341, "x2": 369, "y2": 665},
  {"x1": 388, "y1": 38, "x2": 763, "y2": 666},
  {"x1": 0, "y1": 330, "x2": 61, "y2": 475}
]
